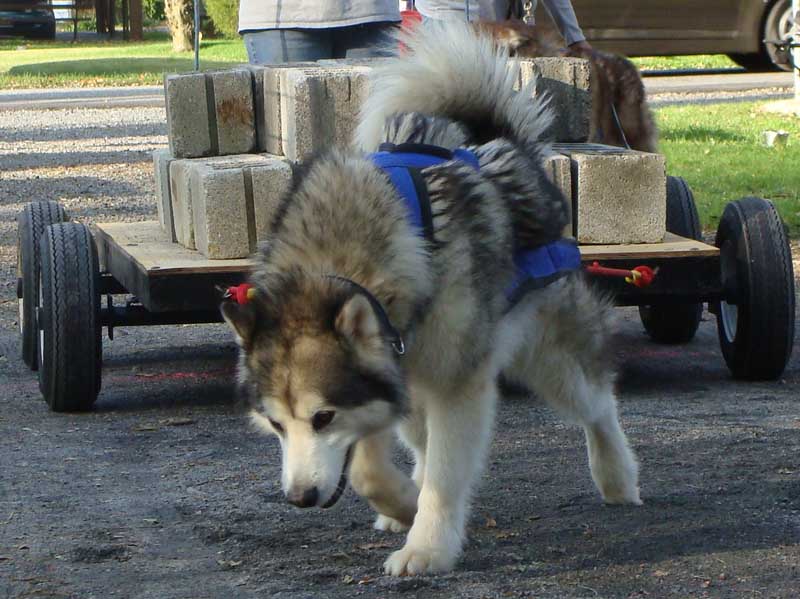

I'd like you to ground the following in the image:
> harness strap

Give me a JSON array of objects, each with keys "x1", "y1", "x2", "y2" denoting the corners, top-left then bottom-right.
[
  {"x1": 325, "y1": 275, "x2": 406, "y2": 355},
  {"x1": 505, "y1": 239, "x2": 582, "y2": 308}
]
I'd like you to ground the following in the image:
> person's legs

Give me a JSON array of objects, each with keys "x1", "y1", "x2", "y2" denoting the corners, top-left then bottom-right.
[
  {"x1": 332, "y1": 22, "x2": 399, "y2": 58},
  {"x1": 243, "y1": 29, "x2": 334, "y2": 64}
]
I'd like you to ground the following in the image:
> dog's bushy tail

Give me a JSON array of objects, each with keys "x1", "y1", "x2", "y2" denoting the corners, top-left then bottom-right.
[{"x1": 355, "y1": 20, "x2": 553, "y2": 151}]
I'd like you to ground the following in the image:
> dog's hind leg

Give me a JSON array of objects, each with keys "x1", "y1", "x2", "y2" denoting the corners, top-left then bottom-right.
[
  {"x1": 349, "y1": 429, "x2": 419, "y2": 531},
  {"x1": 384, "y1": 368, "x2": 497, "y2": 576},
  {"x1": 505, "y1": 279, "x2": 642, "y2": 506}
]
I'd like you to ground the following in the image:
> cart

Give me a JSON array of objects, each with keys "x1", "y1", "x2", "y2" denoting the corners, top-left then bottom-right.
[{"x1": 15, "y1": 176, "x2": 796, "y2": 412}]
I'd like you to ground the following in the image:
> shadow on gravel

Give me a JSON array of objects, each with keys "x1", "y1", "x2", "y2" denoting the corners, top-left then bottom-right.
[
  {"x1": 0, "y1": 176, "x2": 144, "y2": 200},
  {"x1": 3, "y1": 150, "x2": 155, "y2": 170},
  {"x1": 4, "y1": 124, "x2": 166, "y2": 144}
]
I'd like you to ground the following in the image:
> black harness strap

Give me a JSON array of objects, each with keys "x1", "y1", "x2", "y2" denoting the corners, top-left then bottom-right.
[{"x1": 325, "y1": 275, "x2": 405, "y2": 356}]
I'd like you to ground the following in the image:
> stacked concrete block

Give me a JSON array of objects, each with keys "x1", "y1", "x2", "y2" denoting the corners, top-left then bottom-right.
[
  {"x1": 543, "y1": 152, "x2": 574, "y2": 237},
  {"x1": 165, "y1": 68, "x2": 257, "y2": 159},
  {"x1": 553, "y1": 143, "x2": 666, "y2": 244},
  {"x1": 157, "y1": 59, "x2": 602, "y2": 257},
  {"x1": 244, "y1": 63, "x2": 317, "y2": 153},
  {"x1": 515, "y1": 58, "x2": 592, "y2": 143},
  {"x1": 277, "y1": 66, "x2": 372, "y2": 161},
  {"x1": 167, "y1": 154, "x2": 293, "y2": 258},
  {"x1": 153, "y1": 149, "x2": 177, "y2": 242}
]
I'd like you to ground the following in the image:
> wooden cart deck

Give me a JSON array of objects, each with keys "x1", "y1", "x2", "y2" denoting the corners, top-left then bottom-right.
[{"x1": 94, "y1": 221, "x2": 721, "y2": 311}]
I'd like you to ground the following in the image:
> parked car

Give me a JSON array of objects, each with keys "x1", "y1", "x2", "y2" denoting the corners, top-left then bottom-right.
[
  {"x1": 0, "y1": 0, "x2": 56, "y2": 40},
  {"x1": 548, "y1": 0, "x2": 794, "y2": 71}
]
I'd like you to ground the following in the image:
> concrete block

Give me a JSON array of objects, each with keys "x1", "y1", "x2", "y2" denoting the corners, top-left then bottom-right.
[
  {"x1": 168, "y1": 154, "x2": 293, "y2": 258},
  {"x1": 516, "y1": 57, "x2": 592, "y2": 142},
  {"x1": 165, "y1": 73, "x2": 211, "y2": 159},
  {"x1": 212, "y1": 69, "x2": 257, "y2": 156},
  {"x1": 279, "y1": 66, "x2": 372, "y2": 161},
  {"x1": 247, "y1": 62, "x2": 317, "y2": 156},
  {"x1": 316, "y1": 58, "x2": 393, "y2": 67},
  {"x1": 256, "y1": 63, "x2": 318, "y2": 155},
  {"x1": 553, "y1": 143, "x2": 666, "y2": 244},
  {"x1": 153, "y1": 149, "x2": 177, "y2": 242},
  {"x1": 168, "y1": 159, "x2": 196, "y2": 250},
  {"x1": 250, "y1": 159, "x2": 294, "y2": 241},
  {"x1": 543, "y1": 152, "x2": 573, "y2": 237},
  {"x1": 164, "y1": 69, "x2": 256, "y2": 158}
]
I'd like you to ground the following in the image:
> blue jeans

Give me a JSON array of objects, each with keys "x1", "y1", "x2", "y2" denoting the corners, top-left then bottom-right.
[{"x1": 242, "y1": 22, "x2": 399, "y2": 64}]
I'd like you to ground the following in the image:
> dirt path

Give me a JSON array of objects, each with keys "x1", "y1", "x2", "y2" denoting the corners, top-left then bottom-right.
[{"x1": 0, "y1": 105, "x2": 798, "y2": 599}]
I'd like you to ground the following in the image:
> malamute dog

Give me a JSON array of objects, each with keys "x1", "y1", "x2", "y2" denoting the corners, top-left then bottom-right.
[{"x1": 222, "y1": 21, "x2": 641, "y2": 576}]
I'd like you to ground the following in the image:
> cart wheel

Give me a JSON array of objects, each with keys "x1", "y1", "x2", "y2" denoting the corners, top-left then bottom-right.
[
  {"x1": 639, "y1": 176, "x2": 704, "y2": 343},
  {"x1": 16, "y1": 201, "x2": 68, "y2": 370},
  {"x1": 715, "y1": 197, "x2": 795, "y2": 380},
  {"x1": 38, "y1": 222, "x2": 102, "y2": 411}
]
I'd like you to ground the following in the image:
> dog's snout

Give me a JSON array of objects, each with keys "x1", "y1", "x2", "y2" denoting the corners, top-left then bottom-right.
[{"x1": 286, "y1": 487, "x2": 319, "y2": 508}]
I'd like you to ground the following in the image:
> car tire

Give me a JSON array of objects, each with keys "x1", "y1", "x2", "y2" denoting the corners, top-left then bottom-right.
[
  {"x1": 639, "y1": 177, "x2": 704, "y2": 344},
  {"x1": 728, "y1": 0, "x2": 792, "y2": 72},
  {"x1": 764, "y1": 0, "x2": 793, "y2": 71}
]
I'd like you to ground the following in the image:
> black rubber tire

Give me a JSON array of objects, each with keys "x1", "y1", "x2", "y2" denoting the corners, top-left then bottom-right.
[
  {"x1": 764, "y1": 0, "x2": 793, "y2": 71},
  {"x1": 16, "y1": 201, "x2": 67, "y2": 370},
  {"x1": 728, "y1": 0, "x2": 793, "y2": 72},
  {"x1": 639, "y1": 176, "x2": 704, "y2": 344},
  {"x1": 715, "y1": 197, "x2": 795, "y2": 380},
  {"x1": 37, "y1": 223, "x2": 102, "y2": 412}
]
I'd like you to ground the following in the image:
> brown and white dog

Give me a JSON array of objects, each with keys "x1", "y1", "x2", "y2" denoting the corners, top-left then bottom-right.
[{"x1": 480, "y1": 19, "x2": 658, "y2": 153}]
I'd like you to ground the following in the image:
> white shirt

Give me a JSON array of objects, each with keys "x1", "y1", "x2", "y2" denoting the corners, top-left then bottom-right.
[{"x1": 239, "y1": 0, "x2": 400, "y2": 32}]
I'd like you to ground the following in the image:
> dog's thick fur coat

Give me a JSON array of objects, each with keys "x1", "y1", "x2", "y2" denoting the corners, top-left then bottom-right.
[
  {"x1": 223, "y1": 21, "x2": 641, "y2": 576},
  {"x1": 480, "y1": 19, "x2": 658, "y2": 153}
]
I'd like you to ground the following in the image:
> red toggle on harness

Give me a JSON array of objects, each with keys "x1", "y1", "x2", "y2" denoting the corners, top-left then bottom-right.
[
  {"x1": 584, "y1": 262, "x2": 657, "y2": 288},
  {"x1": 225, "y1": 283, "x2": 256, "y2": 304}
]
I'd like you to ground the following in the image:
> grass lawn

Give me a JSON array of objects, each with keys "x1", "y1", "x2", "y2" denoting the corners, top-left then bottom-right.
[
  {"x1": 632, "y1": 54, "x2": 738, "y2": 72},
  {"x1": 656, "y1": 101, "x2": 800, "y2": 236},
  {"x1": 0, "y1": 31, "x2": 743, "y2": 88},
  {"x1": 0, "y1": 32, "x2": 247, "y2": 88}
]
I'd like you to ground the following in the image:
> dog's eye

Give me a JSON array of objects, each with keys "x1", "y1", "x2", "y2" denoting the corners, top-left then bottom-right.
[
  {"x1": 268, "y1": 418, "x2": 284, "y2": 434},
  {"x1": 311, "y1": 411, "x2": 336, "y2": 431}
]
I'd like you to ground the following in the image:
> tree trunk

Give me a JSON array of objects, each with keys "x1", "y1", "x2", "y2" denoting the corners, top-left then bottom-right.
[{"x1": 165, "y1": 0, "x2": 194, "y2": 52}]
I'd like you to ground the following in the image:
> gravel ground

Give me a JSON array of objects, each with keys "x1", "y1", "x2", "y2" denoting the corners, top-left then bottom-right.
[{"x1": 1, "y1": 101, "x2": 799, "y2": 599}]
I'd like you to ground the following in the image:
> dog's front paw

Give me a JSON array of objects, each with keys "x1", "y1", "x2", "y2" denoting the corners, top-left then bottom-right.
[
  {"x1": 374, "y1": 514, "x2": 410, "y2": 533},
  {"x1": 383, "y1": 543, "x2": 458, "y2": 576},
  {"x1": 602, "y1": 486, "x2": 643, "y2": 506}
]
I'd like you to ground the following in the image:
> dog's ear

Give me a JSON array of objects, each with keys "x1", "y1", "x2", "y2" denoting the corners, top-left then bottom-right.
[
  {"x1": 334, "y1": 294, "x2": 380, "y2": 348},
  {"x1": 221, "y1": 301, "x2": 258, "y2": 348}
]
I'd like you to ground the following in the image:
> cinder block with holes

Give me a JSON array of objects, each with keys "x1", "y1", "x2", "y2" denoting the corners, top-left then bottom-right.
[
  {"x1": 553, "y1": 143, "x2": 666, "y2": 244},
  {"x1": 164, "y1": 69, "x2": 256, "y2": 159},
  {"x1": 278, "y1": 65, "x2": 372, "y2": 161},
  {"x1": 152, "y1": 149, "x2": 177, "y2": 242},
  {"x1": 168, "y1": 154, "x2": 293, "y2": 258},
  {"x1": 244, "y1": 62, "x2": 317, "y2": 154},
  {"x1": 516, "y1": 57, "x2": 592, "y2": 142},
  {"x1": 543, "y1": 152, "x2": 574, "y2": 237}
]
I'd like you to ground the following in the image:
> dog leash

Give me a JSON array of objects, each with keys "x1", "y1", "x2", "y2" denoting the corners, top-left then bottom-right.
[{"x1": 610, "y1": 104, "x2": 631, "y2": 150}]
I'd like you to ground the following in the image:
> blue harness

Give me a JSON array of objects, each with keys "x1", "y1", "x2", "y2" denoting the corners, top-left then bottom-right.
[{"x1": 369, "y1": 143, "x2": 581, "y2": 307}]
